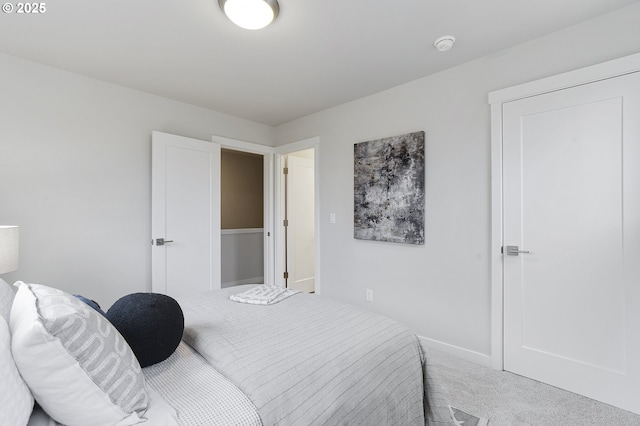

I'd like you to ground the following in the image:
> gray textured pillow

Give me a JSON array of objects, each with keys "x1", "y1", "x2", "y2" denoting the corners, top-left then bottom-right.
[{"x1": 10, "y1": 282, "x2": 149, "y2": 426}]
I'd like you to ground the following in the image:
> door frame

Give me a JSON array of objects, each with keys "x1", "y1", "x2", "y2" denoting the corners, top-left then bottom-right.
[
  {"x1": 212, "y1": 134, "x2": 277, "y2": 286},
  {"x1": 275, "y1": 137, "x2": 321, "y2": 292},
  {"x1": 489, "y1": 52, "x2": 640, "y2": 371}
]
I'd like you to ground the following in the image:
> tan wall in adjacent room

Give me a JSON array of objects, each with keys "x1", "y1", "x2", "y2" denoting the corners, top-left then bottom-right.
[{"x1": 221, "y1": 149, "x2": 264, "y2": 229}]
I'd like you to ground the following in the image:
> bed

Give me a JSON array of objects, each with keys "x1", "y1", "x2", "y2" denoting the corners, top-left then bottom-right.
[{"x1": 1, "y1": 279, "x2": 452, "y2": 426}]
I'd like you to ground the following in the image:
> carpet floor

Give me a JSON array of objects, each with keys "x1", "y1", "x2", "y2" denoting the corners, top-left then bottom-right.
[{"x1": 428, "y1": 348, "x2": 640, "y2": 425}]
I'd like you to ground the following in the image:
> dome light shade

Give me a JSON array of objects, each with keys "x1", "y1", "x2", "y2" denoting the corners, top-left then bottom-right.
[{"x1": 219, "y1": 0, "x2": 280, "y2": 30}]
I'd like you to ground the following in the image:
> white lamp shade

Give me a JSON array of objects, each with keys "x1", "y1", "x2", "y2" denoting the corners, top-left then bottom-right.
[
  {"x1": 220, "y1": 0, "x2": 279, "y2": 30},
  {"x1": 0, "y1": 226, "x2": 19, "y2": 274}
]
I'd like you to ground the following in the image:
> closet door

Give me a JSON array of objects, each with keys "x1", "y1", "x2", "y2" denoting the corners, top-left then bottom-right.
[{"x1": 502, "y1": 71, "x2": 640, "y2": 414}]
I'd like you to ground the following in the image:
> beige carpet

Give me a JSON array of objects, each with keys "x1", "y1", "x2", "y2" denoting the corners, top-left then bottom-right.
[{"x1": 428, "y1": 348, "x2": 640, "y2": 425}]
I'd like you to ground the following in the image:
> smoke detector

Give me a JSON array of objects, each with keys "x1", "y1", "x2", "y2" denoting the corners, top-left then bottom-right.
[{"x1": 434, "y1": 35, "x2": 456, "y2": 52}]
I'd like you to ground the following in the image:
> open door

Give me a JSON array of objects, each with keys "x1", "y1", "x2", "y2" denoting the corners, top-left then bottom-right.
[
  {"x1": 283, "y1": 150, "x2": 315, "y2": 292},
  {"x1": 151, "y1": 131, "x2": 221, "y2": 297}
]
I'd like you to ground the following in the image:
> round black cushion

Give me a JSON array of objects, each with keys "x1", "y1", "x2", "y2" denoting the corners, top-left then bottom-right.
[{"x1": 106, "y1": 293, "x2": 184, "y2": 368}]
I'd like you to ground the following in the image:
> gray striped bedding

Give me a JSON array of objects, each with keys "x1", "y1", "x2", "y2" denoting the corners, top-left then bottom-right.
[{"x1": 178, "y1": 285, "x2": 452, "y2": 425}]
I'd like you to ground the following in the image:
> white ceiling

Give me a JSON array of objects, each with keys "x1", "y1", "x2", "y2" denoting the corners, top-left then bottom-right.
[{"x1": 0, "y1": 0, "x2": 637, "y2": 126}]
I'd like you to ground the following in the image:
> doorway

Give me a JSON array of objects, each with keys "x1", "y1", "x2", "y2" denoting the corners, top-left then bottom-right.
[
  {"x1": 213, "y1": 134, "x2": 277, "y2": 287},
  {"x1": 152, "y1": 132, "x2": 317, "y2": 294},
  {"x1": 275, "y1": 137, "x2": 320, "y2": 293},
  {"x1": 220, "y1": 149, "x2": 264, "y2": 287}
]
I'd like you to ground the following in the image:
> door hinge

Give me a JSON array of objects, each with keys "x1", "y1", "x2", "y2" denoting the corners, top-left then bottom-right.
[
  {"x1": 283, "y1": 167, "x2": 289, "y2": 175},
  {"x1": 283, "y1": 271, "x2": 289, "y2": 279},
  {"x1": 283, "y1": 219, "x2": 289, "y2": 227}
]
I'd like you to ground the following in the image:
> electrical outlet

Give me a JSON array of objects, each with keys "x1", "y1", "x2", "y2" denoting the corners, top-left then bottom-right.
[
  {"x1": 330, "y1": 213, "x2": 336, "y2": 224},
  {"x1": 366, "y1": 289, "x2": 373, "y2": 302}
]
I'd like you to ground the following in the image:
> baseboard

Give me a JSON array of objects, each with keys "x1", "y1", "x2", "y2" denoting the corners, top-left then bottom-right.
[
  {"x1": 418, "y1": 335, "x2": 492, "y2": 368},
  {"x1": 222, "y1": 277, "x2": 264, "y2": 288}
]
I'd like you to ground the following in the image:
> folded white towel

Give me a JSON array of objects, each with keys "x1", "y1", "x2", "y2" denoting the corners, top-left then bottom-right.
[{"x1": 229, "y1": 285, "x2": 301, "y2": 305}]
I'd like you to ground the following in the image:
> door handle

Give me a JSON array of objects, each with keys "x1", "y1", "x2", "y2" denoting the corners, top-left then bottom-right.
[
  {"x1": 505, "y1": 245, "x2": 530, "y2": 256},
  {"x1": 155, "y1": 238, "x2": 174, "y2": 246}
]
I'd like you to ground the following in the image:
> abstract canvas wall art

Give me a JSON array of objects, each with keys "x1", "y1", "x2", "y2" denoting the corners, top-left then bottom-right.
[{"x1": 354, "y1": 131, "x2": 425, "y2": 245}]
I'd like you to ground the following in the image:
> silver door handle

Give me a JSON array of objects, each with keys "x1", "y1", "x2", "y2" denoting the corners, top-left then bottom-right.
[
  {"x1": 506, "y1": 245, "x2": 530, "y2": 256},
  {"x1": 155, "y1": 238, "x2": 174, "y2": 246}
]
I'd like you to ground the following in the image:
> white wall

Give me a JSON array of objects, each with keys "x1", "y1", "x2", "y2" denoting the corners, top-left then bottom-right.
[
  {"x1": 0, "y1": 53, "x2": 274, "y2": 308},
  {"x1": 274, "y1": 4, "x2": 640, "y2": 359}
]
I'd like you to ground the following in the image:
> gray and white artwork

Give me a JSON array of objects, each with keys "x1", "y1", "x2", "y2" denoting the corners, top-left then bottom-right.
[{"x1": 354, "y1": 131, "x2": 425, "y2": 245}]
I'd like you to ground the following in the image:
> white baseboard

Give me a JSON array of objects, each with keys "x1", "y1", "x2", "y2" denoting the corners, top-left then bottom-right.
[
  {"x1": 418, "y1": 335, "x2": 492, "y2": 368},
  {"x1": 222, "y1": 276, "x2": 264, "y2": 288}
]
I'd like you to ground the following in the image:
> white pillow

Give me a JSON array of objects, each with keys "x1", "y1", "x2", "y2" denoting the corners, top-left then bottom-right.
[
  {"x1": 10, "y1": 282, "x2": 149, "y2": 426},
  {"x1": 0, "y1": 316, "x2": 34, "y2": 426},
  {"x1": 0, "y1": 277, "x2": 15, "y2": 322}
]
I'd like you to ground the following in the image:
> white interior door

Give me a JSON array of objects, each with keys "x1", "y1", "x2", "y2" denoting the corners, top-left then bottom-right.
[
  {"x1": 502, "y1": 71, "x2": 640, "y2": 413},
  {"x1": 286, "y1": 154, "x2": 315, "y2": 292},
  {"x1": 152, "y1": 131, "x2": 221, "y2": 297}
]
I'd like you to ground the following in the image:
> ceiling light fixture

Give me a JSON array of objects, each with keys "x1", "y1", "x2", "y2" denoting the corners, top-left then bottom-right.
[
  {"x1": 218, "y1": 0, "x2": 280, "y2": 30},
  {"x1": 434, "y1": 35, "x2": 456, "y2": 52}
]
